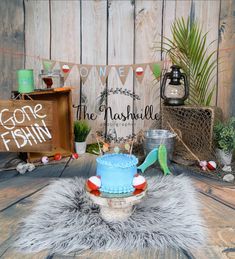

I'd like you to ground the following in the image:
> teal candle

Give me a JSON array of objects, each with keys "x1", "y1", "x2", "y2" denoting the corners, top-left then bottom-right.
[{"x1": 17, "y1": 69, "x2": 34, "y2": 93}]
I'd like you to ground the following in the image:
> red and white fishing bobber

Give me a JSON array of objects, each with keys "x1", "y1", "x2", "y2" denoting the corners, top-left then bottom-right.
[
  {"x1": 135, "y1": 66, "x2": 144, "y2": 76},
  {"x1": 133, "y1": 174, "x2": 147, "y2": 190},
  {"x1": 90, "y1": 190, "x2": 101, "y2": 196},
  {"x1": 62, "y1": 64, "x2": 70, "y2": 73},
  {"x1": 41, "y1": 156, "x2": 49, "y2": 165},
  {"x1": 133, "y1": 189, "x2": 144, "y2": 195},
  {"x1": 71, "y1": 153, "x2": 79, "y2": 159},
  {"x1": 207, "y1": 161, "x2": 217, "y2": 170},
  {"x1": 86, "y1": 176, "x2": 101, "y2": 191},
  {"x1": 54, "y1": 153, "x2": 62, "y2": 161},
  {"x1": 199, "y1": 161, "x2": 207, "y2": 171}
]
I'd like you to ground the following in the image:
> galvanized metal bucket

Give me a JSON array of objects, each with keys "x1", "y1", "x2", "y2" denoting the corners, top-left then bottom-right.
[{"x1": 143, "y1": 129, "x2": 177, "y2": 161}]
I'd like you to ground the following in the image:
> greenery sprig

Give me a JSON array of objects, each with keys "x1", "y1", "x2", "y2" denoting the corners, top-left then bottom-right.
[
  {"x1": 214, "y1": 117, "x2": 235, "y2": 153},
  {"x1": 97, "y1": 88, "x2": 141, "y2": 108},
  {"x1": 74, "y1": 120, "x2": 91, "y2": 142}
]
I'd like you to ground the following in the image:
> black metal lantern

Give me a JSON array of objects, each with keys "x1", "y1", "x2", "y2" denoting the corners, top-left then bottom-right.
[{"x1": 161, "y1": 65, "x2": 189, "y2": 106}]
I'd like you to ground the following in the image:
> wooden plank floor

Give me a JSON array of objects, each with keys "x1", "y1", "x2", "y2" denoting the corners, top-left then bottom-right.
[{"x1": 0, "y1": 154, "x2": 234, "y2": 258}]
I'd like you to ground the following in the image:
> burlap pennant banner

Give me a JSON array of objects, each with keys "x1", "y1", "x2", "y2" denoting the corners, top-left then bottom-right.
[
  {"x1": 77, "y1": 65, "x2": 93, "y2": 84},
  {"x1": 96, "y1": 65, "x2": 111, "y2": 85},
  {"x1": 132, "y1": 64, "x2": 148, "y2": 83},
  {"x1": 41, "y1": 60, "x2": 164, "y2": 85},
  {"x1": 42, "y1": 59, "x2": 56, "y2": 71},
  {"x1": 59, "y1": 62, "x2": 75, "y2": 81},
  {"x1": 115, "y1": 65, "x2": 131, "y2": 85},
  {"x1": 149, "y1": 62, "x2": 163, "y2": 80}
]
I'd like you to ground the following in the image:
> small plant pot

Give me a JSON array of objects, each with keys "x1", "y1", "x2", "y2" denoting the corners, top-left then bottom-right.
[
  {"x1": 216, "y1": 148, "x2": 233, "y2": 165},
  {"x1": 75, "y1": 141, "x2": 87, "y2": 155}
]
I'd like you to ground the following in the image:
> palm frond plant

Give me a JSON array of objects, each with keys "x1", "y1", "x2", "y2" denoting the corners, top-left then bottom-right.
[{"x1": 158, "y1": 17, "x2": 217, "y2": 106}]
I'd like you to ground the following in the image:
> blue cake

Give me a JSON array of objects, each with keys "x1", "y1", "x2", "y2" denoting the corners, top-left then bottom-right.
[{"x1": 96, "y1": 153, "x2": 138, "y2": 194}]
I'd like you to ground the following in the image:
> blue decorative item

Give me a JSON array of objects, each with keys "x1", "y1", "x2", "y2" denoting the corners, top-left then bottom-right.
[
  {"x1": 96, "y1": 154, "x2": 138, "y2": 193},
  {"x1": 96, "y1": 145, "x2": 171, "y2": 194}
]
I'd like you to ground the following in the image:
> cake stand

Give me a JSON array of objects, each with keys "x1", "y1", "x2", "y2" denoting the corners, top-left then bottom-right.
[{"x1": 86, "y1": 187, "x2": 147, "y2": 221}]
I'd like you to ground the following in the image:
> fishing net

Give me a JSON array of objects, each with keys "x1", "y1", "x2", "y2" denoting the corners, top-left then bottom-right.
[{"x1": 161, "y1": 105, "x2": 223, "y2": 162}]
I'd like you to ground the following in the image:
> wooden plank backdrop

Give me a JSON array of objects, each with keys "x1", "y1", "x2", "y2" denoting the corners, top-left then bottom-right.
[
  {"x1": 81, "y1": 0, "x2": 107, "y2": 142},
  {"x1": 135, "y1": 1, "x2": 163, "y2": 134},
  {"x1": 0, "y1": 0, "x2": 235, "y2": 141},
  {"x1": 107, "y1": 0, "x2": 134, "y2": 139},
  {"x1": 24, "y1": 0, "x2": 50, "y2": 89},
  {"x1": 50, "y1": 0, "x2": 81, "y2": 120},
  {"x1": 0, "y1": 0, "x2": 24, "y2": 99}
]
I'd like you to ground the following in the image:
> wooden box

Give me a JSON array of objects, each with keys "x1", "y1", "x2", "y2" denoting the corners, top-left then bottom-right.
[
  {"x1": 13, "y1": 88, "x2": 74, "y2": 162},
  {"x1": 161, "y1": 105, "x2": 222, "y2": 161}
]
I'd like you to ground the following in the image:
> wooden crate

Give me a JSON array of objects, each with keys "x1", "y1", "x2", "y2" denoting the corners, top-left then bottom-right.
[
  {"x1": 161, "y1": 105, "x2": 223, "y2": 161},
  {"x1": 13, "y1": 88, "x2": 74, "y2": 162}
]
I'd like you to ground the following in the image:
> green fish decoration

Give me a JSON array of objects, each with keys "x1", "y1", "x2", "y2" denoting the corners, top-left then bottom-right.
[
  {"x1": 137, "y1": 144, "x2": 171, "y2": 175},
  {"x1": 158, "y1": 144, "x2": 171, "y2": 175},
  {"x1": 137, "y1": 148, "x2": 158, "y2": 173}
]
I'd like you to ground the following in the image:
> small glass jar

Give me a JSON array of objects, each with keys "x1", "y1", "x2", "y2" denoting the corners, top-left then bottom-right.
[{"x1": 38, "y1": 69, "x2": 64, "y2": 90}]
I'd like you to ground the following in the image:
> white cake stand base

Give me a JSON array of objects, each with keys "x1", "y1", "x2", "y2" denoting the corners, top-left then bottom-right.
[{"x1": 86, "y1": 188, "x2": 147, "y2": 222}]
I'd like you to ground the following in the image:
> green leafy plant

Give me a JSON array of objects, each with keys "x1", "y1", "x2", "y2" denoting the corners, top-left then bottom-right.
[
  {"x1": 159, "y1": 16, "x2": 217, "y2": 106},
  {"x1": 74, "y1": 120, "x2": 91, "y2": 142},
  {"x1": 86, "y1": 143, "x2": 103, "y2": 155},
  {"x1": 214, "y1": 117, "x2": 235, "y2": 152}
]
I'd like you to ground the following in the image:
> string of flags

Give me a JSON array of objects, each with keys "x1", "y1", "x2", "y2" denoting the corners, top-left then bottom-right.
[{"x1": 42, "y1": 59, "x2": 163, "y2": 85}]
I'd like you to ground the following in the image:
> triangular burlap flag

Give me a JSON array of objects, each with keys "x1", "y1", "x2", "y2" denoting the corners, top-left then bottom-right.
[
  {"x1": 149, "y1": 62, "x2": 163, "y2": 80},
  {"x1": 42, "y1": 59, "x2": 56, "y2": 71},
  {"x1": 59, "y1": 62, "x2": 74, "y2": 81},
  {"x1": 96, "y1": 65, "x2": 111, "y2": 85},
  {"x1": 132, "y1": 64, "x2": 147, "y2": 83},
  {"x1": 115, "y1": 65, "x2": 130, "y2": 85},
  {"x1": 78, "y1": 65, "x2": 92, "y2": 84}
]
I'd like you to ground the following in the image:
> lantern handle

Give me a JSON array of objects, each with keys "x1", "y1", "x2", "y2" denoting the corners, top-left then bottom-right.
[
  {"x1": 180, "y1": 73, "x2": 189, "y2": 101},
  {"x1": 161, "y1": 72, "x2": 171, "y2": 100}
]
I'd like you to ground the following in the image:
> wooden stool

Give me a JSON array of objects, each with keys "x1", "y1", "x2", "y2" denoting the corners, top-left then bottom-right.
[{"x1": 86, "y1": 188, "x2": 147, "y2": 221}]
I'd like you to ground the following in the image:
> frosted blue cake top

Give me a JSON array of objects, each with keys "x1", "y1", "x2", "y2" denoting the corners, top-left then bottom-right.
[{"x1": 96, "y1": 153, "x2": 138, "y2": 168}]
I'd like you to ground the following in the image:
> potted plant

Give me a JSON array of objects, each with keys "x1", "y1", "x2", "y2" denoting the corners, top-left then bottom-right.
[
  {"x1": 214, "y1": 117, "x2": 235, "y2": 165},
  {"x1": 74, "y1": 120, "x2": 91, "y2": 155}
]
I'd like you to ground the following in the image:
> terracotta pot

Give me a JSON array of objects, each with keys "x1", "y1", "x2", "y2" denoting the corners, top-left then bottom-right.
[
  {"x1": 216, "y1": 148, "x2": 233, "y2": 165},
  {"x1": 75, "y1": 141, "x2": 87, "y2": 155}
]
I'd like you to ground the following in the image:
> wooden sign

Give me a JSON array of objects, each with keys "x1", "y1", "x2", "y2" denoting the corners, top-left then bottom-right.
[{"x1": 0, "y1": 100, "x2": 53, "y2": 152}]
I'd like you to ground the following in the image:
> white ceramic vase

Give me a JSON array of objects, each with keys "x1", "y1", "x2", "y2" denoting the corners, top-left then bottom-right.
[
  {"x1": 216, "y1": 148, "x2": 233, "y2": 165},
  {"x1": 75, "y1": 141, "x2": 87, "y2": 155}
]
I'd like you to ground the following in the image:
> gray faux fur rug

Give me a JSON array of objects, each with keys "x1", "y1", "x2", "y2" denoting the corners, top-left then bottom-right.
[{"x1": 15, "y1": 175, "x2": 205, "y2": 255}]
